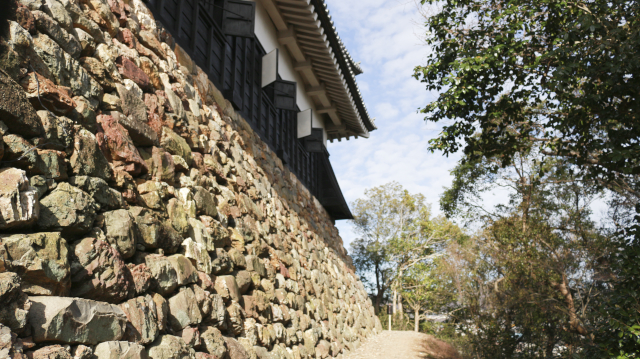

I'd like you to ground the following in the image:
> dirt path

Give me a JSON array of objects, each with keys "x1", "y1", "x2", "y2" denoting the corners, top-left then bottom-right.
[{"x1": 342, "y1": 331, "x2": 461, "y2": 359}]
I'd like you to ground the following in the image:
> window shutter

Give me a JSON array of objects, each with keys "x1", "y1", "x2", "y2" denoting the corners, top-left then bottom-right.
[
  {"x1": 262, "y1": 49, "x2": 278, "y2": 88},
  {"x1": 222, "y1": 0, "x2": 255, "y2": 38},
  {"x1": 297, "y1": 109, "x2": 312, "y2": 138},
  {"x1": 273, "y1": 80, "x2": 297, "y2": 111}
]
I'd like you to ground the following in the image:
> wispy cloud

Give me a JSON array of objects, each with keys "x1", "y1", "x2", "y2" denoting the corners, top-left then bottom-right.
[{"x1": 323, "y1": 0, "x2": 464, "y2": 247}]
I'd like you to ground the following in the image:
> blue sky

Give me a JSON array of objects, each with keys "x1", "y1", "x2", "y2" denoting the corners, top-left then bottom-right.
[{"x1": 322, "y1": 0, "x2": 462, "y2": 248}]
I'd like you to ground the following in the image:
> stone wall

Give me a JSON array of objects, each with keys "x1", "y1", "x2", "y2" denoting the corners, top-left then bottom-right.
[{"x1": 0, "y1": 0, "x2": 382, "y2": 358}]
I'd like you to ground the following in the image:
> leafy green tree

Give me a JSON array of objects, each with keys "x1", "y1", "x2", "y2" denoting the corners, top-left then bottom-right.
[
  {"x1": 415, "y1": 0, "x2": 640, "y2": 192},
  {"x1": 439, "y1": 150, "x2": 610, "y2": 358},
  {"x1": 415, "y1": 0, "x2": 640, "y2": 355},
  {"x1": 401, "y1": 262, "x2": 454, "y2": 332},
  {"x1": 350, "y1": 182, "x2": 461, "y2": 314}
]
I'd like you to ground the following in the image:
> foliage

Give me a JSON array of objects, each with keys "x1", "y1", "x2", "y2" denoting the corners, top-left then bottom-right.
[
  {"x1": 415, "y1": 0, "x2": 640, "y2": 355},
  {"x1": 438, "y1": 150, "x2": 611, "y2": 358},
  {"x1": 401, "y1": 262, "x2": 455, "y2": 332},
  {"x1": 350, "y1": 182, "x2": 462, "y2": 313},
  {"x1": 414, "y1": 0, "x2": 640, "y2": 195}
]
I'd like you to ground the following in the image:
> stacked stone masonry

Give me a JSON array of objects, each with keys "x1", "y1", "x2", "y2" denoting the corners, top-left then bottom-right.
[{"x1": 0, "y1": 0, "x2": 382, "y2": 358}]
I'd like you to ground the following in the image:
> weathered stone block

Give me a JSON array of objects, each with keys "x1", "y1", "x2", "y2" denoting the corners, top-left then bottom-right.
[
  {"x1": 70, "y1": 128, "x2": 113, "y2": 180},
  {"x1": 161, "y1": 127, "x2": 193, "y2": 166},
  {"x1": 28, "y1": 296, "x2": 127, "y2": 345},
  {"x1": 1, "y1": 232, "x2": 69, "y2": 296},
  {"x1": 181, "y1": 238, "x2": 212, "y2": 275},
  {"x1": 69, "y1": 176, "x2": 124, "y2": 211},
  {"x1": 120, "y1": 295, "x2": 159, "y2": 345},
  {"x1": 147, "y1": 335, "x2": 195, "y2": 359},
  {"x1": 200, "y1": 327, "x2": 227, "y2": 359},
  {"x1": 103, "y1": 209, "x2": 138, "y2": 259},
  {"x1": 214, "y1": 276, "x2": 240, "y2": 303},
  {"x1": 31, "y1": 345, "x2": 72, "y2": 359},
  {"x1": 0, "y1": 168, "x2": 39, "y2": 230},
  {"x1": 97, "y1": 114, "x2": 148, "y2": 176},
  {"x1": 70, "y1": 237, "x2": 132, "y2": 303},
  {"x1": 94, "y1": 341, "x2": 148, "y2": 359},
  {"x1": 0, "y1": 70, "x2": 44, "y2": 137},
  {"x1": 167, "y1": 254, "x2": 198, "y2": 286},
  {"x1": 167, "y1": 287, "x2": 203, "y2": 332},
  {"x1": 0, "y1": 273, "x2": 31, "y2": 333},
  {"x1": 145, "y1": 255, "x2": 178, "y2": 296}
]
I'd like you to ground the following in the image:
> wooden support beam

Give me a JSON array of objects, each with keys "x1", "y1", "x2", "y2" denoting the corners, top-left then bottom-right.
[{"x1": 262, "y1": 0, "x2": 288, "y2": 31}]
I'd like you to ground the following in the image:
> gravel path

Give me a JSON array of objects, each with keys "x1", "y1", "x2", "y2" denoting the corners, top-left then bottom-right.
[{"x1": 343, "y1": 331, "x2": 461, "y2": 359}]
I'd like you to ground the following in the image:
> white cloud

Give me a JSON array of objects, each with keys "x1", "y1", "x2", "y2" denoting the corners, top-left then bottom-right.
[{"x1": 321, "y1": 0, "x2": 463, "y2": 249}]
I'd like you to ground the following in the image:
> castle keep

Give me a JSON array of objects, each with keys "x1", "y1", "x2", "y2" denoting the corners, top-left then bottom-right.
[{"x1": 0, "y1": 0, "x2": 381, "y2": 358}]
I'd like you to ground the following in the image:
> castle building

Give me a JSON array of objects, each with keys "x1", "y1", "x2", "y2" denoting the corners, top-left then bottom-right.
[{"x1": 144, "y1": 0, "x2": 376, "y2": 220}]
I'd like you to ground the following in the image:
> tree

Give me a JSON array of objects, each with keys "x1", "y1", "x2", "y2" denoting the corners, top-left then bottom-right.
[
  {"x1": 415, "y1": 0, "x2": 640, "y2": 354},
  {"x1": 401, "y1": 262, "x2": 454, "y2": 332},
  {"x1": 350, "y1": 182, "x2": 461, "y2": 314},
  {"x1": 415, "y1": 0, "x2": 640, "y2": 196},
  {"x1": 439, "y1": 149, "x2": 610, "y2": 357}
]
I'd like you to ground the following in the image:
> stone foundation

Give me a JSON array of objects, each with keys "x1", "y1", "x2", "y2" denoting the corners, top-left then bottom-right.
[{"x1": 0, "y1": 0, "x2": 381, "y2": 358}]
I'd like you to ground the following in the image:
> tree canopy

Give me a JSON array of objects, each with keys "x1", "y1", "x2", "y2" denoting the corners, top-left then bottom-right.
[{"x1": 415, "y1": 0, "x2": 640, "y2": 196}]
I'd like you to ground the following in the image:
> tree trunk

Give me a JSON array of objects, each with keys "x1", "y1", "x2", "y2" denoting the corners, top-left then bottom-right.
[
  {"x1": 392, "y1": 289, "x2": 397, "y2": 320},
  {"x1": 398, "y1": 294, "x2": 404, "y2": 320},
  {"x1": 374, "y1": 292, "x2": 383, "y2": 315},
  {"x1": 553, "y1": 274, "x2": 590, "y2": 337},
  {"x1": 414, "y1": 308, "x2": 420, "y2": 332}
]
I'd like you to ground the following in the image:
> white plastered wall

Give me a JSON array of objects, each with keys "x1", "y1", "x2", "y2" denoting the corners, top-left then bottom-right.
[{"x1": 247, "y1": 0, "x2": 328, "y2": 146}]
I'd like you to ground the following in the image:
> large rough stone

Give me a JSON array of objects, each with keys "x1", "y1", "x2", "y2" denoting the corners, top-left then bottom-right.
[
  {"x1": 1, "y1": 232, "x2": 69, "y2": 296},
  {"x1": 246, "y1": 256, "x2": 266, "y2": 278},
  {"x1": 188, "y1": 218, "x2": 215, "y2": 252},
  {"x1": 94, "y1": 341, "x2": 148, "y2": 359},
  {"x1": 70, "y1": 128, "x2": 113, "y2": 180},
  {"x1": 0, "y1": 168, "x2": 39, "y2": 230},
  {"x1": 167, "y1": 287, "x2": 203, "y2": 332},
  {"x1": 193, "y1": 187, "x2": 217, "y2": 218},
  {"x1": 28, "y1": 296, "x2": 127, "y2": 344},
  {"x1": 97, "y1": 114, "x2": 148, "y2": 176},
  {"x1": 70, "y1": 237, "x2": 133, "y2": 303},
  {"x1": 129, "y1": 207, "x2": 161, "y2": 249},
  {"x1": 79, "y1": 0, "x2": 119, "y2": 37},
  {"x1": 0, "y1": 70, "x2": 44, "y2": 137},
  {"x1": 147, "y1": 335, "x2": 195, "y2": 359},
  {"x1": 119, "y1": 295, "x2": 159, "y2": 345},
  {"x1": 116, "y1": 56, "x2": 152, "y2": 92},
  {"x1": 32, "y1": 10, "x2": 81, "y2": 58},
  {"x1": 35, "y1": 111, "x2": 74, "y2": 151},
  {"x1": 200, "y1": 327, "x2": 227, "y2": 359},
  {"x1": 103, "y1": 209, "x2": 138, "y2": 259},
  {"x1": 161, "y1": 128, "x2": 193, "y2": 166},
  {"x1": 145, "y1": 255, "x2": 178, "y2": 296},
  {"x1": 0, "y1": 273, "x2": 30, "y2": 333},
  {"x1": 21, "y1": 72, "x2": 76, "y2": 116},
  {"x1": 38, "y1": 182, "x2": 97, "y2": 236},
  {"x1": 226, "y1": 301, "x2": 244, "y2": 336},
  {"x1": 69, "y1": 176, "x2": 125, "y2": 211},
  {"x1": 0, "y1": 323, "x2": 26, "y2": 359},
  {"x1": 115, "y1": 85, "x2": 157, "y2": 146},
  {"x1": 214, "y1": 276, "x2": 240, "y2": 303},
  {"x1": 31, "y1": 345, "x2": 72, "y2": 359},
  {"x1": 79, "y1": 56, "x2": 117, "y2": 92},
  {"x1": 181, "y1": 238, "x2": 212, "y2": 275},
  {"x1": 167, "y1": 254, "x2": 198, "y2": 286},
  {"x1": 32, "y1": 32, "x2": 102, "y2": 100},
  {"x1": 168, "y1": 198, "x2": 189, "y2": 236},
  {"x1": 211, "y1": 248, "x2": 233, "y2": 276},
  {"x1": 224, "y1": 337, "x2": 249, "y2": 359}
]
